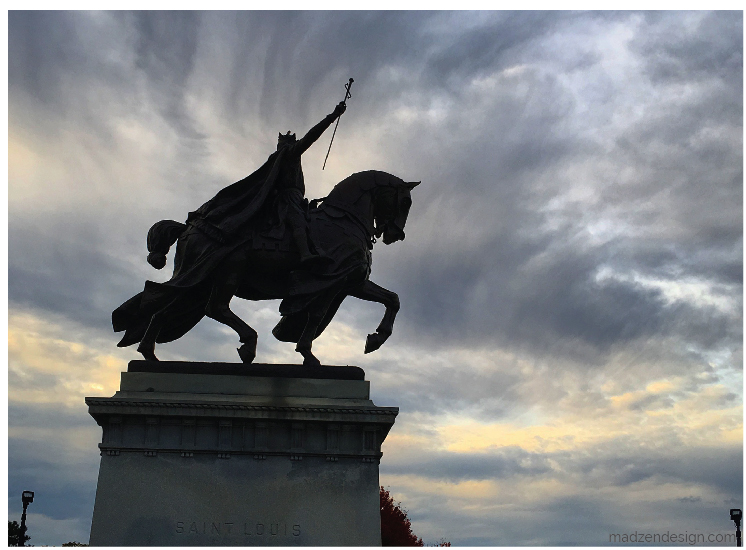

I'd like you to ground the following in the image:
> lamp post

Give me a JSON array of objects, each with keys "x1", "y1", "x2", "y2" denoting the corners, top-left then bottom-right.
[
  {"x1": 731, "y1": 509, "x2": 742, "y2": 547},
  {"x1": 20, "y1": 491, "x2": 34, "y2": 547}
]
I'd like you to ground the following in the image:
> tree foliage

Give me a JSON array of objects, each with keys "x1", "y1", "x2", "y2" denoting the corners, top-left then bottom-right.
[
  {"x1": 8, "y1": 520, "x2": 30, "y2": 547},
  {"x1": 380, "y1": 486, "x2": 424, "y2": 546}
]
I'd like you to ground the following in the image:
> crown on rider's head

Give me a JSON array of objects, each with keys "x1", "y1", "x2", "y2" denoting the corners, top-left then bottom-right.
[{"x1": 277, "y1": 131, "x2": 297, "y2": 144}]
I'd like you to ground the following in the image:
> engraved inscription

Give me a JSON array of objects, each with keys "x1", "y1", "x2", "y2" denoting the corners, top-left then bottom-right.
[{"x1": 176, "y1": 520, "x2": 300, "y2": 537}]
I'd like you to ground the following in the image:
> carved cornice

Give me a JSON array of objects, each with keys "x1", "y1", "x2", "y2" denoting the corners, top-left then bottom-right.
[
  {"x1": 98, "y1": 446, "x2": 383, "y2": 462},
  {"x1": 86, "y1": 397, "x2": 398, "y2": 417}
]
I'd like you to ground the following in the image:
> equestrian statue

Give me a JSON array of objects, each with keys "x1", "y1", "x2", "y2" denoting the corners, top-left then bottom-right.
[{"x1": 112, "y1": 88, "x2": 418, "y2": 367}]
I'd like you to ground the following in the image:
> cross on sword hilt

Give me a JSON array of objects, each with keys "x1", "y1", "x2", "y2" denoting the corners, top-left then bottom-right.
[
  {"x1": 343, "y1": 77, "x2": 354, "y2": 104},
  {"x1": 323, "y1": 78, "x2": 354, "y2": 170}
]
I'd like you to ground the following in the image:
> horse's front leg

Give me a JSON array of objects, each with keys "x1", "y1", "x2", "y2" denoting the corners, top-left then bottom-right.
[{"x1": 349, "y1": 280, "x2": 400, "y2": 354}]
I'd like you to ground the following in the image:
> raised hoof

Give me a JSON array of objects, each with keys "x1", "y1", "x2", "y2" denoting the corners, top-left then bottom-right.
[
  {"x1": 364, "y1": 333, "x2": 385, "y2": 354},
  {"x1": 237, "y1": 343, "x2": 256, "y2": 364}
]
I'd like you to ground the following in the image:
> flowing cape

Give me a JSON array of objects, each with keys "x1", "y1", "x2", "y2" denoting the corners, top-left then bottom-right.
[{"x1": 112, "y1": 149, "x2": 287, "y2": 347}]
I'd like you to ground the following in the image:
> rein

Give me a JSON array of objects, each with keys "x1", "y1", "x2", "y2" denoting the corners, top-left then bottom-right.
[
  {"x1": 319, "y1": 197, "x2": 373, "y2": 235},
  {"x1": 311, "y1": 171, "x2": 404, "y2": 248},
  {"x1": 315, "y1": 195, "x2": 380, "y2": 249}
]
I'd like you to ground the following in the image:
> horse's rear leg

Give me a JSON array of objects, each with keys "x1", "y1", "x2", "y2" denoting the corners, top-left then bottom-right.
[
  {"x1": 206, "y1": 270, "x2": 258, "y2": 364},
  {"x1": 295, "y1": 289, "x2": 341, "y2": 367},
  {"x1": 137, "y1": 306, "x2": 172, "y2": 361}
]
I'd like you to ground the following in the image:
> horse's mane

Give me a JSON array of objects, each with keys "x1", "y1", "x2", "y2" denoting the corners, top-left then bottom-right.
[{"x1": 324, "y1": 170, "x2": 406, "y2": 206}]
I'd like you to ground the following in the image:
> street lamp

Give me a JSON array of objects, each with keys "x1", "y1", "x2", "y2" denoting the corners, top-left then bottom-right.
[
  {"x1": 731, "y1": 509, "x2": 742, "y2": 547},
  {"x1": 20, "y1": 491, "x2": 34, "y2": 547}
]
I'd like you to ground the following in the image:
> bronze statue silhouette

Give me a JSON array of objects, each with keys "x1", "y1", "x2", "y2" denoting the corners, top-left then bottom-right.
[{"x1": 112, "y1": 102, "x2": 418, "y2": 366}]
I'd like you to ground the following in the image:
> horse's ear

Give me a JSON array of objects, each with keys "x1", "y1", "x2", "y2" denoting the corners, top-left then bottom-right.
[{"x1": 405, "y1": 181, "x2": 421, "y2": 190}]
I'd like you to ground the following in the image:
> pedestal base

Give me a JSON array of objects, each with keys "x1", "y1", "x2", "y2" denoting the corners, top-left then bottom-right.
[{"x1": 86, "y1": 361, "x2": 398, "y2": 546}]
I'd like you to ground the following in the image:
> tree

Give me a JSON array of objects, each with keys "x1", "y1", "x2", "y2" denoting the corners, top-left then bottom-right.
[
  {"x1": 380, "y1": 486, "x2": 424, "y2": 546},
  {"x1": 8, "y1": 520, "x2": 30, "y2": 546},
  {"x1": 62, "y1": 542, "x2": 88, "y2": 546}
]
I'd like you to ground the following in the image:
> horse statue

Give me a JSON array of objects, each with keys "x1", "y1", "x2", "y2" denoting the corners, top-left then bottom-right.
[{"x1": 112, "y1": 170, "x2": 418, "y2": 367}]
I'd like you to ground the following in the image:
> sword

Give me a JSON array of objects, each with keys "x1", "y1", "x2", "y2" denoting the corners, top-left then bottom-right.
[{"x1": 322, "y1": 78, "x2": 354, "y2": 170}]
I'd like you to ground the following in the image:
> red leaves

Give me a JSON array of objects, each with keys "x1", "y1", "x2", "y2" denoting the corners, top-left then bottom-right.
[{"x1": 380, "y1": 486, "x2": 424, "y2": 546}]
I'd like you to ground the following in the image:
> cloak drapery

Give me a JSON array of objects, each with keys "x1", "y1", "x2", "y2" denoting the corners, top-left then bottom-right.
[
  {"x1": 112, "y1": 148, "x2": 285, "y2": 347},
  {"x1": 113, "y1": 111, "x2": 341, "y2": 348}
]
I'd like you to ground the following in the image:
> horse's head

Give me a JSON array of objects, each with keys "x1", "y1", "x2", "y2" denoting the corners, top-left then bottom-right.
[
  {"x1": 374, "y1": 180, "x2": 420, "y2": 244},
  {"x1": 322, "y1": 170, "x2": 419, "y2": 243}
]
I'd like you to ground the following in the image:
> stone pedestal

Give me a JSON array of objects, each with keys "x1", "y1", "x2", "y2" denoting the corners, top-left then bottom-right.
[{"x1": 86, "y1": 361, "x2": 398, "y2": 546}]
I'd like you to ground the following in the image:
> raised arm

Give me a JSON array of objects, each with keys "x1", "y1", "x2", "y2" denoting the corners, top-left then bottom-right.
[{"x1": 291, "y1": 102, "x2": 347, "y2": 157}]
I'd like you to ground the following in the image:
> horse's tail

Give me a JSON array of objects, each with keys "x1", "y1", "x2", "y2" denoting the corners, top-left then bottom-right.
[{"x1": 146, "y1": 220, "x2": 187, "y2": 269}]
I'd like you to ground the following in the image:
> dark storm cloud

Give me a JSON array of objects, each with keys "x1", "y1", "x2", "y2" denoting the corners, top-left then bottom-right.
[
  {"x1": 624, "y1": 239, "x2": 742, "y2": 288},
  {"x1": 157, "y1": 11, "x2": 439, "y2": 131},
  {"x1": 8, "y1": 437, "x2": 97, "y2": 522},
  {"x1": 367, "y1": 353, "x2": 525, "y2": 418},
  {"x1": 399, "y1": 492, "x2": 618, "y2": 546},
  {"x1": 388, "y1": 440, "x2": 743, "y2": 498},
  {"x1": 389, "y1": 442, "x2": 742, "y2": 545},
  {"x1": 557, "y1": 442, "x2": 744, "y2": 496},
  {"x1": 9, "y1": 218, "x2": 143, "y2": 330},
  {"x1": 421, "y1": 12, "x2": 562, "y2": 86},
  {"x1": 382, "y1": 446, "x2": 552, "y2": 481},
  {"x1": 198, "y1": 11, "x2": 581, "y2": 130},
  {"x1": 9, "y1": 11, "x2": 115, "y2": 105},
  {"x1": 132, "y1": 12, "x2": 199, "y2": 91},
  {"x1": 11, "y1": 9, "x2": 738, "y2": 369},
  {"x1": 9, "y1": 402, "x2": 95, "y2": 433},
  {"x1": 636, "y1": 11, "x2": 743, "y2": 89},
  {"x1": 7, "y1": 12, "x2": 742, "y2": 546},
  {"x1": 8, "y1": 404, "x2": 100, "y2": 522},
  {"x1": 9, "y1": 11, "x2": 196, "y2": 109},
  {"x1": 362, "y1": 11, "x2": 742, "y2": 363},
  {"x1": 8, "y1": 11, "x2": 558, "y2": 335},
  {"x1": 130, "y1": 11, "x2": 208, "y2": 140},
  {"x1": 8, "y1": 365, "x2": 61, "y2": 394},
  {"x1": 388, "y1": 229, "x2": 738, "y2": 365}
]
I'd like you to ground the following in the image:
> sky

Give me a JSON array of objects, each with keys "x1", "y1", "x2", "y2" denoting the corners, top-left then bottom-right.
[{"x1": 7, "y1": 10, "x2": 743, "y2": 546}]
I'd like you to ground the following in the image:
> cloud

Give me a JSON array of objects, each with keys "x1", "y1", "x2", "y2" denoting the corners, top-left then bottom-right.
[
  {"x1": 379, "y1": 440, "x2": 742, "y2": 544},
  {"x1": 10, "y1": 11, "x2": 741, "y2": 364},
  {"x1": 382, "y1": 446, "x2": 553, "y2": 482},
  {"x1": 9, "y1": 411, "x2": 100, "y2": 522}
]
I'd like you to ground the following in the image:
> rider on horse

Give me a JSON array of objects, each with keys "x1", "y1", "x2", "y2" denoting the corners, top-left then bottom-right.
[
  {"x1": 114, "y1": 168, "x2": 418, "y2": 364},
  {"x1": 186, "y1": 100, "x2": 347, "y2": 264},
  {"x1": 114, "y1": 101, "x2": 347, "y2": 357}
]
